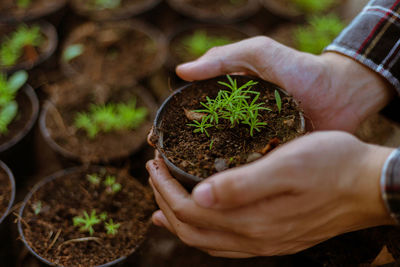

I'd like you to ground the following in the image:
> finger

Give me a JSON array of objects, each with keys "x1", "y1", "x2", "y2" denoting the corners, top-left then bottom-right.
[
  {"x1": 152, "y1": 210, "x2": 176, "y2": 234},
  {"x1": 147, "y1": 126, "x2": 156, "y2": 147}
]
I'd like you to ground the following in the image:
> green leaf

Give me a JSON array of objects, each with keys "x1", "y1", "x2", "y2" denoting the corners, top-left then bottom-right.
[
  {"x1": 63, "y1": 44, "x2": 84, "y2": 62},
  {"x1": 274, "y1": 90, "x2": 282, "y2": 113},
  {"x1": 8, "y1": 70, "x2": 28, "y2": 93}
]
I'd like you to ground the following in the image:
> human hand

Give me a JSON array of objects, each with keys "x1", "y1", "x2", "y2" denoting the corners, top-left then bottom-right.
[
  {"x1": 176, "y1": 37, "x2": 394, "y2": 132},
  {"x1": 146, "y1": 131, "x2": 396, "y2": 258}
]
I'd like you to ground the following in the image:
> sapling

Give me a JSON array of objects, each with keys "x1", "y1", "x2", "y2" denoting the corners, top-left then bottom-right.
[
  {"x1": 73, "y1": 210, "x2": 101, "y2": 236},
  {"x1": 92, "y1": 0, "x2": 121, "y2": 10},
  {"x1": 87, "y1": 173, "x2": 101, "y2": 185},
  {"x1": 17, "y1": 0, "x2": 31, "y2": 8},
  {"x1": 104, "y1": 175, "x2": 121, "y2": 194},
  {"x1": 33, "y1": 201, "x2": 42, "y2": 215},
  {"x1": 62, "y1": 44, "x2": 84, "y2": 62},
  {"x1": 105, "y1": 219, "x2": 120, "y2": 235},
  {"x1": 274, "y1": 90, "x2": 282, "y2": 113},
  {"x1": 291, "y1": 0, "x2": 337, "y2": 13}
]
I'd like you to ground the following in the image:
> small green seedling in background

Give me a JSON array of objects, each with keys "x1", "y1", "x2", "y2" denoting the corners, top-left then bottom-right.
[
  {"x1": 73, "y1": 210, "x2": 101, "y2": 236},
  {"x1": 104, "y1": 176, "x2": 122, "y2": 194},
  {"x1": 274, "y1": 90, "x2": 282, "y2": 113},
  {"x1": 63, "y1": 44, "x2": 84, "y2": 62},
  {"x1": 87, "y1": 173, "x2": 101, "y2": 185},
  {"x1": 294, "y1": 14, "x2": 346, "y2": 54},
  {"x1": 99, "y1": 212, "x2": 108, "y2": 221},
  {"x1": 74, "y1": 98, "x2": 148, "y2": 139},
  {"x1": 209, "y1": 139, "x2": 214, "y2": 150},
  {"x1": 92, "y1": 0, "x2": 121, "y2": 10},
  {"x1": 0, "y1": 70, "x2": 28, "y2": 134},
  {"x1": 17, "y1": 0, "x2": 31, "y2": 9},
  {"x1": 105, "y1": 219, "x2": 120, "y2": 235},
  {"x1": 33, "y1": 201, "x2": 42, "y2": 215},
  {"x1": 0, "y1": 24, "x2": 43, "y2": 67},
  {"x1": 291, "y1": 0, "x2": 337, "y2": 13}
]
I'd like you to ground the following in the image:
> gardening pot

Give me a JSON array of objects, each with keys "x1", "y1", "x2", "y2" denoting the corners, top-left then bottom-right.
[
  {"x1": 0, "y1": 21, "x2": 58, "y2": 74},
  {"x1": 60, "y1": 20, "x2": 167, "y2": 85},
  {"x1": 166, "y1": 0, "x2": 260, "y2": 24},
  {"x1": 0, "y1": 0, "x2": 66, "y2": 24},
  {"x1": 0, "y1": 160, "x2": 15, "y2": 225},
  {"x1": 18, "y1": 166, "x2": 154, "y2": 267},
  {"x1": 0, "y1": 84, "x2": 39, "y2": 177},
  {"x1": 153, "y1": 75, "x2": 306, "y2": 189},
  {"x1": 70, "y1": 0, "x2": 161, "y2": 21}
]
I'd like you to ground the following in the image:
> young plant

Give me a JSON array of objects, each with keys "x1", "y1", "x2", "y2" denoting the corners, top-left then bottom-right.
[
  {"x1": 0, "y1": 71, "x2": 28, "y2": 134},
  {"x1": 105, "y1": 219, "x2": 120, "y2": 235},
  {"x1": 74, "y1": 98, "x2": 148, "y2": 139},
  {"x1": 291, "y1": 0, "x2": 337, "y2": 13},
  {"x1": 33, "y1": 201, "x2": 42, "y2": 215},
  {"x1": 0, "y1": 24, "x2": 43, "y2": 67},
  {"x1": 17, "y1": 0, "x2": 31, "y2": 9},
  {"x1": 274, "y1": 90, "x2": 282, "y2": 113},
  {"x1": 294, "y1": 14, "x2": 345, "y2": 54},
  {"x1": 104, "y1": 175, "x2": 122, "y2": 194},
  {"x1": 188, "y1": 75, "x2": 271, "y2": 137},
  {"x1": 62, "y1": 44, "x2": 84, "y2": 62},
  {"x1": 73, "y1": 210, "x2": 101, "y2": 236},
  {"x1": 87, "y1": 173, "x2": 101, "y2": 185},
  {"x1": 182, "y1": 30, "x2": 233, "y2": 58},
  {"x1": 91, "y1": 0, "x2": 121, "y2": 10}
]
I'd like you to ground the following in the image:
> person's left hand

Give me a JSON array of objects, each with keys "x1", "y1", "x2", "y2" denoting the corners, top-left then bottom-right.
[{"x1": 146, "y1": 131, "x2": 396, "y2": 258}]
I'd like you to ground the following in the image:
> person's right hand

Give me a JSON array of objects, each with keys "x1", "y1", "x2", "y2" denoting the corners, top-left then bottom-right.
[{"x1": 176, "y1": 36, "x2": 394, "y2": 132}]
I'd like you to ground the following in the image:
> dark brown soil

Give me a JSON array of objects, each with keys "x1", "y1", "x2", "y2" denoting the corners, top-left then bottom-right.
[
  {"x1": 0, "y1": 0, "x2": 64, "y2": 20},
  {"x1": 0, "y1": 168, "x2": 11, "y2": 220},
  {"x1": 186, "y1": 0, "x2": 248, "y2": 12},
  {"x1": 21, "y1": 167, "x2": 155, "y2": 267},
  {"x1": 62, "y1": 22, "x2": 160, "y2": 85},
  {"x1": 45, "y1": 80, "x2": 155, "y2": 163},
  {"x1": 0, "y1": 89, "x2": 33, "y2": 146},
  {"x1": 159, "y1": 76, "x2": 304, "y2": 178}
]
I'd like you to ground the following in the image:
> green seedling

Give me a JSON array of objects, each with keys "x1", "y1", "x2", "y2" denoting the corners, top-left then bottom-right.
[
  {"x1": 188, "y1": 75, "x2": 271, "y2": 137},
  {"x1": 73, "y1": 210, "x2": 101, "y2": 236},
  {"x1": 0, "y1": 24, "x2": 43, "y2": 67},
  {"x1": 182, "y1": 30, "x2": 233, "y2": 58},
  {"x1": 274, "y1": 90, "x2": 282, "y2": 113},
  {"x1": 17, "y1": 0, "x2": 31, "y2": 8},
  {"x1": 74, "y1": 98, "x2": 148, "y2": 139},
  {"x1": 105, "y1": 219, "x2": 120, "y2": 235},
  {"x1": 92, "y1": 0, "x2": 121, "y2": 10},
  {"x1": 0, "y1": 70, "x2": 28, "y2": 134},
  {"x1": 99, "y1": 212, "x2": 108, "y2": 221},
  {"x1": 33, "y1": 201, "x2": 42, "y2": 215},
  {"x1": 104, "y1": 175, "x2": 122, "y2": 194},
  {"x1": 291, "y1": 0, "x2": 337, "y2": 13},
  {"x1": 294, "y1": 14, "x2": 345, "y2": 54},
  {"x1": 209, "y1": 139, "x2": 214, "y2": 150},
  {"x1": 87, "y1": 173, "x2": 101, "y2": 185},
  {"x1": 63, "y1": 44, "x2": 84, "y2": 62}
]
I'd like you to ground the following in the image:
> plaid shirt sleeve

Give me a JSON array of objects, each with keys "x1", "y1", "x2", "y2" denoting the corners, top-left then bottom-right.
[{"x1": 325, "y1": 0, "x2": 400, "y2": 94}]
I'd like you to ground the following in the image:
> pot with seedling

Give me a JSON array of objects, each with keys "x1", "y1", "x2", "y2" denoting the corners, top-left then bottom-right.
[
  {"x1": 151, "y1": 75, "x2": 305, "y2": 188},
  {"x1": 40, "y1": 78, "x2": 157, "y2": 165},
  {"x1": 0, "y1": 21, "x2": 58, "y2": 73},
  {"x1": 70, "y1": 0, "x2": 161, "y2": 21},
  {"x1": 0, "y1": 0, "x2": 66, "y2": 23},
  {"x1": 18, "y1": 166, "x2": 155, "y2": 266},
  {"x1": 167, "y1": 0, "x2": 260, "y2": 24},
  {"x1": 61, "y1": 20, "x2": 166, "y2": 86}
]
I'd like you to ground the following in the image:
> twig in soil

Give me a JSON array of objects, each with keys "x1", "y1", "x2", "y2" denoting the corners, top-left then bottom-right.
[
  {"x1": 57, "y1": 237, "x2": 102, "y2": 251},
  {"x1": 46, "y1": 229, "x2": 62, "y2": 252},
  {"x1": 13, "y1": 212, "x2": 30, "y2": 230},
  {"x1": 7, "y1": 201, "x2": 23, "y2": 218}
]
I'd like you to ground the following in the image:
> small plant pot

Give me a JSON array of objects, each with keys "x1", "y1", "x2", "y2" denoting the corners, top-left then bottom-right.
[
  {"x1": 70, "y1": 0, "x2": 161, "y2": 21},
  {"x1": 166, "y1": 24, "x2": 259, "y2": 69},
  {"x1": 18, "y1": 165, "x2": 155, "y2": 267},
  {"x1": 0, "y1": 0, "x2": 66, "y2": 24},
  {"x1": 60, "y1": 20, "x2": 167, "y2": 85},
  {"x1": 153, "y1": 75, "x2": 306, "y2": 188},
  {"x1": 0, "y1": 161, "x2": 15, "y2": 225},
  {"x1": 0, "y1": 85, "x2": 39, "y2": 177},
  {"x1": 40, "y1": 78, "x2": 157, "y2": 165},
  {"x1": 166, "y1": 0, "x2": 260, "y2": 24}
]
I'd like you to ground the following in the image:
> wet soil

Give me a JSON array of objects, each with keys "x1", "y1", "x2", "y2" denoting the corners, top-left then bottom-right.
[{"x1": 0, "y1": 168, "x2": 11, "y2": 220}]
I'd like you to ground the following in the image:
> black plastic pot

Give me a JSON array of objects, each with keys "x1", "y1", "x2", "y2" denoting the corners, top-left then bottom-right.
[
  {"x1": 18, "y1": 166, "x2": 151, "y2": 267},
  {"x1": 0, "y1": 21, "x2": 58, "y2": 74},
  {"x1": 0, "y1": 0, "x2": 67, "y2": 24},
  {"x1": 0, "y1": 161, "x2": 15, "y2": 225},
  {"x1": 153, "y1": 75, "x2": 306, "y2": 188}
]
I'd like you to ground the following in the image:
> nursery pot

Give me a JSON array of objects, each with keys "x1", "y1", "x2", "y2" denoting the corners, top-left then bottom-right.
[
  {"x1": 0, "y1": 21, "x2": 58, "y2": 74},
  {"x1": 153, "y1": 75, "x2": 306, "y2": 188},
  {"x1": 0, "y1": 0, "x2": 66, "y2": 24},
  {"x1": 18, "y1": 166, "x2": 154, "y2": 267},
  {"x1": 167, "y1": 0, "x2": 260, "y2": 24},
  {"x1": 70, "y1": 0, "x2": 161, "y2": 21},
  {"x1": 0, "y1": 160, "x2": 15, "y2": 225}
]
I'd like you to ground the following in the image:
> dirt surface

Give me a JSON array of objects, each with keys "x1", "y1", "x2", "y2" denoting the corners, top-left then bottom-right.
[
  {"x1": 159, "y1": 75, "x2": 304, "y2": 178},
  {"x1": 21, "y1": 167, "x2": 155, "y2": 267},
  {"x1": 0, "y1": 0, "x2": 64, "y2": 20},
  {"x1": 0, "y1": 168, "x2": 11, "y2": 220}
]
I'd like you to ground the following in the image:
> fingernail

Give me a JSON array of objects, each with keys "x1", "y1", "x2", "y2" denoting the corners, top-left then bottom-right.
[
  {"x1": 178, "y1": 61, "x2": 197, "y2": 69},
  {"x1": 152, "y1": 212, "x2": 164, "y2": 227},
  {"x1": 193, "y1": 183, "x2": 215, "y2": 208}
]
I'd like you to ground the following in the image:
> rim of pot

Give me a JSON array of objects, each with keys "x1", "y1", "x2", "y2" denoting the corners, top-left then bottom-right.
[
  {"x1": 0, "y1": 161, "x2": 15, "y2": 225},
  {"x1": 39, "y1": 84, "x2": 158, "y2": 164},
  {"x1": 0, "y1": 20, "x2": 58, "y2": 74},
  {"x1": 166, "y1": 23, "x2": 260, "y2": 70},
  {"x1": 0, "y1": 0, "x2": 67, "y2": 24},
  {"x1": 154, "y1": 75, "x2": 306, "y2": 187},
  {"x1": 166, "y1": 0, "x2": 260, "y2": 24},
  {"x1": 60, "y1": 19, "x2": 167, "y2": 81},
  {"x1": 18, "y1": 166, "x2": 149, "y2": 267},
  {"x1": 70, "y1": 0, "x2": 161, "y2": 21},
  {"x1": 0, "y1": 85, "x2": 39, "y2": 154}
]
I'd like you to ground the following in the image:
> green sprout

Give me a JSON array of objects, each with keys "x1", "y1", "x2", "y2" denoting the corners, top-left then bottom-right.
[
  {"x1": 0, "y1": 24, "x2": 43, "y2": 67},
  {"x1": 17, "y1": 0, "x2": 31, "y2": 9},
  {"x1": 92, "y1": 0, "x2": 121, "y2": 10},
  {"x1": 209, "y1": 139, "x2": 214, "y2": 150},
  {"x1": 73, "y1": 210, "x2": 101, "y2": 236},
  {"x1": 104, "y1": 219, "x2": 120, "y2": 235},
  {"x1": 274, "y1": 90, "x2": 282, "y2": 113},
  {"x1": 99, "y1": 212, "x2": 108, "y2": 221},
  {"x1": 74, "y1": 98, "x2": 148, "y2": 139},
  {"x1": 0, "y1": 71, "x2": 28, "y2": 134},
  {"x1": 294, "y1": 14, "x2": 346, "y2": 54},
  {"x1": 104, "y1": 176, "x2": 122, "y2": 194},
  {"x1": 63, "y1": 44, "x2": 84, "y2": 62},
  {"x1": 87, "y1": 173, "x2": 101, "y2": 185},
  {"x1": 33, "y1": 201, "x2": 42, "y2": 215},
  {"x1": 291, "y1": 0, "x2": 337, "y2": 13},
  {"x1": 188, "y1": 75, "x2": 271, "y2": 137}
]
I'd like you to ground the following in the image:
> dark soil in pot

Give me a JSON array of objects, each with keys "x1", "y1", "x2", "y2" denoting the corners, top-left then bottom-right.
[
  {"x1": 40, "y1": 79, "x2": 157, "y2": 164},
  {"x1": 60, "y1": 20, "x2": 166, "y2": 85},
  {"x1": 0, "y1": 161, "x2": 15, "y2": 224},
  {"x1": 0, "y1": 21, "x2": 58, "y2": 74},
  {"x1": 167, "y1": 0, "x2": 260, "y2": 23},
  {"x1": 153, "y1": 75, "x2": 305, "y2": 183},
  {"x1": 0, "y1": 0, "x2": 66, "y2": 23},
  {"x1": 18, "y1": 166, "x2": 155, "y2": 266},
  {"x1": 70, "y1": 0, "x2": 161, "y2": 21}
]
